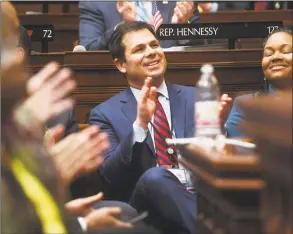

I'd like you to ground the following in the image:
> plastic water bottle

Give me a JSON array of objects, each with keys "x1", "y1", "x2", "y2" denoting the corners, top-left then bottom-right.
[{"x1": 195, "y1": 64, "x2": 221, "y2": 139}]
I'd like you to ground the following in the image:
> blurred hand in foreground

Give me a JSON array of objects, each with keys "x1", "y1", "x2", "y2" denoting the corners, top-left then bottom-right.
[{"x1": 48, "y1": 125, "x2": 109, "y2": 185}]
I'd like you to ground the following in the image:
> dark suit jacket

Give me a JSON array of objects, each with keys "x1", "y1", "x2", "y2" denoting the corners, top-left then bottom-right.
[
  {"x1": 90, "y1": 83, "x2": 195, "y2": 201},
  {"x1": 47, "y1": 109, "x2": 79, "y2": 139},
  {"x1": 79, "y1": 1, "x2": 200, "y2": 50}
]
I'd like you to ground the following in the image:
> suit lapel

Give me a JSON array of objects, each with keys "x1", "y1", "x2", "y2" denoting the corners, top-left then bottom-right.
[
  {"x1": 120, "y1": 88, "x2": 137, "y2": 124},
  {"x1": 146, "y1": 132, "x2": 155, "y2": 156},
  {"x1": 120, "y1": 88, "x2": 156, "y2": 156},
  {"x1": 167, "y1": 83, "x2": 185, "y2": 139}
]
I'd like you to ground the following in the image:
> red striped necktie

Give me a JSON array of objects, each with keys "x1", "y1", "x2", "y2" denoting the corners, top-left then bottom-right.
[{"x1": 153, "y1": 94, "x2": 178, "y2": 168}]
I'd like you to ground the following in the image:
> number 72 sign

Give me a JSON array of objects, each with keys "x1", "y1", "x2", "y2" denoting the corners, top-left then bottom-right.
[
  {"x1": 43, "y1": 29, "x2": 53, "y2": 39},
  {"x1": 24, "y1": 25, "x2": 54, "y2": 42}
]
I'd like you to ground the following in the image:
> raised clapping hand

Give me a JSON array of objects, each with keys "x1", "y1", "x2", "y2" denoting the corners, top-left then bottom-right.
[
  {"x1": 135, "y1": 77, "x2": 157, "y2": 129},
  {"x1": 117, "y1": 1, "x2": 137, "y2": 23},
  {"x1": 24, "y1": 62, "x2": 76, "y2": 124},
  {"x1": 48, "y1": 125, "x2": 109, "y2": 185},
  {"x1": 171, "y1": 2, "x2": 194, "y2": 24},
  {"x1": 198, "y1": 3, "x2": 213, "y2": 12}
]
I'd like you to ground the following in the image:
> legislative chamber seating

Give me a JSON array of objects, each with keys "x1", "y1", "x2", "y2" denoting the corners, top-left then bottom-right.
[
  {"x1": 18, "y1": 7, "x2": 293, "y2": 222},
  {"x1": 17, "y1": 10, "x2": 293, "y2": 52}
]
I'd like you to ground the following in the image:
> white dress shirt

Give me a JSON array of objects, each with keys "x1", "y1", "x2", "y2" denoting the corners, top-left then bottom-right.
[
  {"x1": 136, "y1": 1, "x2": 153, "y2": 23},
  {"x1": 77, "y1": 217, "x2": 87, "y2": 232}
]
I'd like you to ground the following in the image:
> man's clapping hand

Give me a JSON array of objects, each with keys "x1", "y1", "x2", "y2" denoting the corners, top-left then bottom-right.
[
  {"x1": 171, "y1": 2, "x2": 194, "y2": 24},
  {"x1": 134, "y1": 77, "x2": 157, "y2": 130},
  {"x1": 117, "y1": 1, "x2": 136, "y2": 23}
]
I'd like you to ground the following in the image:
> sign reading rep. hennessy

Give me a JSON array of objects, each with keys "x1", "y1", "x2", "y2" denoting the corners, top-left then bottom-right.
[{"x1": 157, "y1": 22, "x2": 283, "y2": 40}]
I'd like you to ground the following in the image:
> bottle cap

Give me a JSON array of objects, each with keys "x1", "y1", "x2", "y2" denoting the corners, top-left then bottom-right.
[{"x1": 200, "y1": 64, "x2": 214, "y2": 74}]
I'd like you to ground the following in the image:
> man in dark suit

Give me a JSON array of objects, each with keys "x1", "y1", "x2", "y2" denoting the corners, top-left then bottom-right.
[
  {"x1": 90, "y1": 21, "x2": 230, "y2": 234},
  {"x1": 79, "y1": 1, "x2": 200, "y2": 50}
]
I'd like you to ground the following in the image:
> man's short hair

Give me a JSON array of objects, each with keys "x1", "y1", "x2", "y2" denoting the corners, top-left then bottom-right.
[{"x1": 108, "y1": 21, "x2": 157, "y2": 61}]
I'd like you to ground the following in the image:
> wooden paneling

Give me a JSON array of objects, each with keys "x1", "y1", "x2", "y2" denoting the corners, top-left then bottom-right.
[
  {"x1": 13, "y1": 3, "x2": 43, "y2": 14},
  {"x1": 18, "y1": 13, "x2": 79, "y2": 52},
  {"x1": 28, "y1": 49, "x2": 264, "y2": 123},
  {"x1": 12, "y1": 1, "x2": 79, "y2": 14},
  {"x1": 200, "y1": 9, "x2": 293, "y2": 25}
]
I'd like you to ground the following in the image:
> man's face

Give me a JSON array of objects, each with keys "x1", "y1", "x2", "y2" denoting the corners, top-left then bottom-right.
[
  {"x1": 262, "y1": 32, "x2": 292, "y2": 82},
  {"x1": 116, "y1": 29, "x2": 167, "y2": 89}
]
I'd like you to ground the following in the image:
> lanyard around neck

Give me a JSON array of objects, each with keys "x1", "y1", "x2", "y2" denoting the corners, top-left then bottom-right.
[{"x1": 10, "y1": 156, "x2": 67, "y2": 234}]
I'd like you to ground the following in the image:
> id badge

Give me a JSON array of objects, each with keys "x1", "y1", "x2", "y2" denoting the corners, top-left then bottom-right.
[{"x1": 168, "y1": 168, "x2": 187, "y2": 185}]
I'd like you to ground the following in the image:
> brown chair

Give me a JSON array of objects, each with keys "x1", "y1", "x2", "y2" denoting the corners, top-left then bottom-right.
[{"x1": 78, "y1": 123, "x2": 89, "y2": 131}]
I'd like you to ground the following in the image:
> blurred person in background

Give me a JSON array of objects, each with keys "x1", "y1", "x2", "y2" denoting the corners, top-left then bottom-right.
[
  {"x1": 226, "y1": 27, "x2": 292, "y2": 137},
  {"x1": 198, "y1": 1, "x2": 253, "y2": 12},
  {"x1": 79, "y1": 1, "x2": 200, "y2": 50}
]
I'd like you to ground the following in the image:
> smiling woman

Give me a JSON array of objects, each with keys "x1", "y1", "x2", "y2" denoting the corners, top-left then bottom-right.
[
  {"x1": 262, "y1": 28, "x2": 292, "y2": 90},
  {"x1": 226, "y1": 27, "x2": 292, "y2": 138}
]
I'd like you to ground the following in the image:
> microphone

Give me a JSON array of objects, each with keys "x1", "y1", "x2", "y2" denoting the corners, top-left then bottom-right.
[{"x1": 73, "y1": 45, "x2": 86, "y2": 52}]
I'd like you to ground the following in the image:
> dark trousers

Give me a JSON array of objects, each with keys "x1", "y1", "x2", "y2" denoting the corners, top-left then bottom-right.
[{"x1": 129, "y1": 167, "x2": 197, "y2": 234}]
